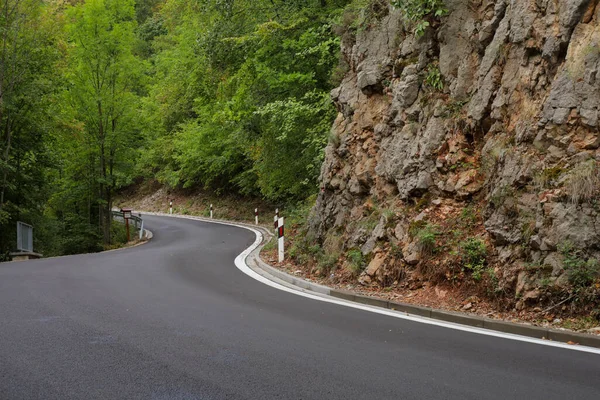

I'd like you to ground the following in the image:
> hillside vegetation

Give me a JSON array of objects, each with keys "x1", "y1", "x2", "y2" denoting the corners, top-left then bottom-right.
[{"x1": 0, "y1": 0, "x2": 357, "y2": 257}]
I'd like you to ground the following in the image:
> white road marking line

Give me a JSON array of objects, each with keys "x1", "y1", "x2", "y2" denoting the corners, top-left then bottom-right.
[{"x1": 146, "y1": 212, "x2": 600, "y2": 355}]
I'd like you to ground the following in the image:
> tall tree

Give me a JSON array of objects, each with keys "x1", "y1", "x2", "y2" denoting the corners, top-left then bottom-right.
[
  {"x1": 0, "y1": 0, "x2": 46, "y2": 217},
  {"x1": 0, "y1": 0, "x2": 60, "y2": 256},
  {"x1": 64, "y1": 0, "x2": 143, "y2": 244},
  {"x1": 139, "y1": 0, "x2": 346, "y2": 202}
]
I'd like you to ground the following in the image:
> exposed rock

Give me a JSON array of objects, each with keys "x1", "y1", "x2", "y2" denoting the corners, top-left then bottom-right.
[
  {"x1": 365, "y1": 252, "x2": 386, "y2": 277},
  {"x1": 307, "y1": 0, "x2": 600, "y2": 311},
  {"x1": 361, "y1": 217, "x2": 387, "y2": 255},
  {"x1": 544, "y1": 253, "x2": 564, "y2": 277},
  {"x1": 402, "y1": 242, "x2": 421, "y2": 265}
]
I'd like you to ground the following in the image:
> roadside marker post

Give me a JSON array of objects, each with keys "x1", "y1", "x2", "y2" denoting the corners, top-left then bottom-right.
[
  {"x1": 255, "y1": 208, "x2": 259, "y2": 225},
  {"x1": 139, "y1": 213, "x2": 144, "y2": 240},
  {"x1": 210, "y1": 204, "x2": 213, "y2": 219},
  {"x1": 121, "y1": 208, "x2": 133, "y2": 242},
  {"x1": 169, "y1": 200, "x2": 173, "y2": 215},
  {"x1": 277, "y1": 217, "x2": 284, "y2": 263}
]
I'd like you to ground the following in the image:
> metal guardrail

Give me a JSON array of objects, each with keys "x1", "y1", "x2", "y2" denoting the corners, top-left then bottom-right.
[
  {"x1": 111, "y1": 211, "x2": 145, "y2": 240},
  {"x1": 17, "y1": 221, "x2": 33, "y2": 252}
]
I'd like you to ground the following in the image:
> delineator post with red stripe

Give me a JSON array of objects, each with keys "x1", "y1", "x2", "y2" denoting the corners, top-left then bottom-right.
[
  {"x1": 277, "y1": 217, "x2": 284, "y2": 263},
  {"x1": 255, "y1": 208, "x2": 259, "y2": 225},
  {"x1": 210, "y1": 204, "x2": 213, "y2": 219}
]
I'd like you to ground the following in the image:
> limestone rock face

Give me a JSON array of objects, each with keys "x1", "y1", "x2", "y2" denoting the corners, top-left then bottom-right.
[{"x1": 308, "y1": 1, "x2": 600, "y2": 306}]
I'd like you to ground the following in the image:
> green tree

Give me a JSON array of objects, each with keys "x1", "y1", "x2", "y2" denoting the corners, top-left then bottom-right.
[
  {"x1": 64, "y1": 0, "x2": 144, "y2": 244},
  {"x1": 0, "y1": 0, "x2": 61, "y2": 256},
  {"x1": 139, "y1": 0, "x2": 345, "y2": 202}
]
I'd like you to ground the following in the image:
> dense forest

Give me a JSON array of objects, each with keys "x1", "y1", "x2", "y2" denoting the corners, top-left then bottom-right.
[{"x1": 0, "y1": 0, "x2": 365, "y2": 257}]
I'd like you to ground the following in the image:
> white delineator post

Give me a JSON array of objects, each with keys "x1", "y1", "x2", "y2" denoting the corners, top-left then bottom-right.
[
  {"x1": 255, "y1": 208, "x2": 259, "y2": 225},
  {"x1": 210, "y1": 204, "x2": 213, "y2": 219},
  {"x1": 139, "y1": 213, "x2": 144, "y2": 240},
  {"x1": 277, "y1": 217, "x2": 284, "y2": 263},
  {"x1": 169, "y1": 200, "x2": 173, "y2": 215}
]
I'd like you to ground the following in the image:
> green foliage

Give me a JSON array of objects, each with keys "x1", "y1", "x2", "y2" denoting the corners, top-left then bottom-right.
[
  {"x1": 460, "y1": 205, "x2": 477, "y2": 224},
  {"x1": 0, "y1": 0, "x2": 392, "y2": 258},
  {"x1": 459, "y1": 238, "x2": 487, "y2": 281},
  {"x1": 139, "y1": 0, "x2": 344, "y2": 202},
  {"x1": 263, "y1": 237, "x2": 278, "y2": 252},
  {"x1": 61, "y1": 0, "x2": 145, "y2": 244},
  {"x1": 424, "y1": 64, "x2": 444, "y2": 91},
  {"x1": 318, "y1": 251, "x2": 340, "y2": 273},
  {"x1": 560, "y1": 242, "x2": 600, "y2": 288},
  {"x1": 416, "y1": 223, "x2": 439, "y2": 255},
  {"x1": 347, "y1": 249, "x2": 366, "y2": 274},
  {"x1": 0, "y1": 0, "x2": 64, "y2": 255},
  {"x1": 109, "y1": 221, "x2": 129, "y2": 247},
  {"x1": 391, "y1": 0, "x2": 448, "y2": 36}
]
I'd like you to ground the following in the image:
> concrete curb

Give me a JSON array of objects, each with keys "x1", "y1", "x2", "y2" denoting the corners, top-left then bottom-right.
[
  {"x1": 246, "y1": 237, "x2": 600, "y2": 349},
  {"x1": 137, "y1": 210, "x2": 600, "y2": 349}
]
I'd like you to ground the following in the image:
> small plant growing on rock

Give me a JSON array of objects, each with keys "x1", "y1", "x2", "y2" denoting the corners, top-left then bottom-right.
[
  {"x1": 559, "y1": 242, "x2": 600, "y2": 288},
  {"x1": 392, "y1": 0, "x2": 448, "y2": 36},
  {"x1": 459, "y1": 237, "x2": 487, "y2": 281},
  {"x1": 564, "y1": 160, "x2": 600, "y2": 204},
  {"x1": 346, "y1": 249, "x2": 366, "y2": 274},
  {"x1": 534, "y1": 165, "x2": 564, "y2": 189},
  {"x1": 424, "y1": 64, "x2": 443, "y2": 91},
  {"x1": 416, "y1": 223, "x2": 439, "y2": 255},
  {"x1": 460, "y1": 205, "x2": 477, "y2": 224}
]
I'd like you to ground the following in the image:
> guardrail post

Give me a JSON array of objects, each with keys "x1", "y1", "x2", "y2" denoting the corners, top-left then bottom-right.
[{"x1": 278, "y1": 217, "x2": 284, "y2": 263}]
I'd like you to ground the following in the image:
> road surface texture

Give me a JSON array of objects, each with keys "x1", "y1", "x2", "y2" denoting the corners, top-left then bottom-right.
[{"x1": 0, "y1": 215, "x2": 599, "y2": 399}]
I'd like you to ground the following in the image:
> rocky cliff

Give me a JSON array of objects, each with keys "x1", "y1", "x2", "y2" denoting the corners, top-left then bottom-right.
[{"x1": 308, "y1": 0, "x2": 600, "y2": 314}]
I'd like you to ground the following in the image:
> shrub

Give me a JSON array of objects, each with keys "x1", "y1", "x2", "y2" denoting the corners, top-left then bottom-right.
[
  {"x1": 459, "y1": 238, "x2": 487, "y2": 281},
  {"x1": 347, "y1": 249, "x2": 366, "y2": 274},
  {"x1": 416, "y1": 223, "x2": 439, "y2": 255},
  {"x1": 110, "y1": 221, "x2": 128, "y2": 246},
  {"x1": 391, "y1": 0, "x2": 448, "y2": 36},
  {"x1": 560, "y1": 242, "x2": 600, "y2": 288},
  {"x1": 318, "y1": 251, "x2": 340, "y2": 273},
  {"x1": 424, "y1": 64, "x2": 443, "y2": 91}
]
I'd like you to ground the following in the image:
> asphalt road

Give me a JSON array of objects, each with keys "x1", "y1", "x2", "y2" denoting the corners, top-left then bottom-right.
[{"x1": 1, "y1": 215, "x2": 599, "y2": 400}]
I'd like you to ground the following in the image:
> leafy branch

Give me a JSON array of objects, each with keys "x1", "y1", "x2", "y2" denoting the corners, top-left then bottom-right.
[{"x1": 391, "y1": 0, "x2": 448, "y2": 36}]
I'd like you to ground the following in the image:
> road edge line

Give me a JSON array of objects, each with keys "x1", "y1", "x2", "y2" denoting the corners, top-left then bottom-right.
[{"x1": 140, "y1": 211, "x2": 600, "y2": 354}]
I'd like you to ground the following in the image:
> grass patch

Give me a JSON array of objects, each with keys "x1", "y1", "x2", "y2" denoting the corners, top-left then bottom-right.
[
  {"x1": 565, "y1": 160, "x2": 600, "y2": 204},
  {"x1": 415, "y1": 223, "x2": 439, "y2": 255},
  {"x1": 346, "y1": 249, "x2": 366, "y2": 275}
]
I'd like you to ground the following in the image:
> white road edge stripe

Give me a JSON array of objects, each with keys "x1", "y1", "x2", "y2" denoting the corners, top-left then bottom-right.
[{"x1": 148, "y1": 212, "x2": 600, "y2": 355}]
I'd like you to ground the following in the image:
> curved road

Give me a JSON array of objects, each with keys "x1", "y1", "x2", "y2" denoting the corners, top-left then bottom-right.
[{"x1": 0, "y1": 215, "x2": 599, "y2": 399}]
